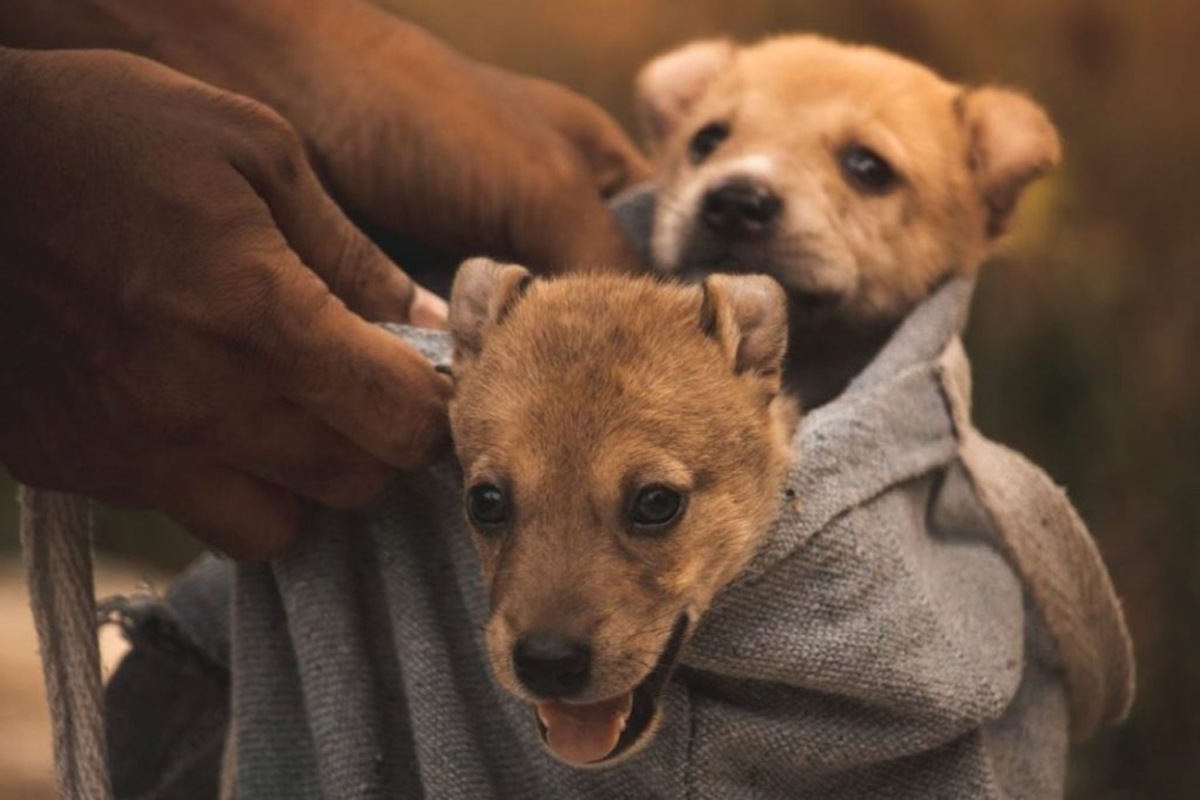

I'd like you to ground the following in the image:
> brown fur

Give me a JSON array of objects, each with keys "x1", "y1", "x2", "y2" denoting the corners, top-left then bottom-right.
[
  {"x1": 637, "y1": 35, "x2": 1062, "y2": 405},
  {"x1": 448, "y1": 258, "x2": 795, "y2": 761}
]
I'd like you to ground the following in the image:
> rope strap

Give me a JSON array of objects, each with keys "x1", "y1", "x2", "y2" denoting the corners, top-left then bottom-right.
[{"x1": 19, "y1": 487, "x2": 114, "y2": 800}]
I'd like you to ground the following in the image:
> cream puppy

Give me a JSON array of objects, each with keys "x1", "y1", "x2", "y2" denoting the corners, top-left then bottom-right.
[{"x1": 636, "y1": 35, "x2": 1062, "y2": 405}]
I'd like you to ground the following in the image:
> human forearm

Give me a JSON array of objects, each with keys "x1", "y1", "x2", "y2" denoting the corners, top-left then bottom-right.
[
  {"x1": 0, "y1": 0, "x2": 395, "y2": 123},
  {"x1": 1, "y1": 0, "x2": 501, "y2": 215},
  {"x1": 0, "y1": 0, "x2": 649, "y2": 273}
]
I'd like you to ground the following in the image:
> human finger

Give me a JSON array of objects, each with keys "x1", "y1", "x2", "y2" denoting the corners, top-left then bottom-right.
[
  {"x1": 207, "y1": 402, "x2": 395, "y2": 510},
  {"x1": 231, "y1": 105, "x2": 430, "y2": 325},
  {"x1": 237, "y1": 266, "x2": 453, "y2": 470},
  {"x1": 474, "y1": 64, "x2": 653, "y2": 198},
  {"x1": 150, "y1": 462, "x2": 302, "y2": 561}
]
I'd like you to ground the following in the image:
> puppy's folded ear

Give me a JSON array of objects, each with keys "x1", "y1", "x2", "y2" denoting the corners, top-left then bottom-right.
[
  {"x1": 449, "y1": 258, "x2": 534, "y2": 369},
  {"x1": 959, "y1": 87, "x2": 1063, "y2": 237},
  {"x1": 700, "y1": 274, "x2": 788, "y2": 394},
  {"x1": 635, "y1": 39, "x2": 735, "y2": 153}
]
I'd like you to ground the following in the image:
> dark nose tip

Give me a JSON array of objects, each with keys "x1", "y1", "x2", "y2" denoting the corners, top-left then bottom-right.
[
  {"x1": 701, "y1": 179, "x2": 782, "y2": 239},
  {"x1": 513, "y1": 635, "x2": 591, "y2": 698}
]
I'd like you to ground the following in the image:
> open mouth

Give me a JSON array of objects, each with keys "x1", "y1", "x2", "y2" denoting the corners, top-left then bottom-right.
[{"x1": 533, "y1": 615, "x2": 690, "y2": 766}]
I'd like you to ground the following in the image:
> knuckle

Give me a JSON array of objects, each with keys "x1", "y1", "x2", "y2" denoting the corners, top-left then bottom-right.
[
  {"x1": 538, "y1": 145, "x2": 588, "y2": 192},
  {"x1": 225, "y1": 95, "x2": 307, "y2": 185},
  {"x1": 331, "y1": 238, "x2": 413, "y2": 318},
  {"x1": 260, "y1": 125, "x2": 306, "y2": 183},
  {"x1": 264, "y1": 130, "x2": 306, "y2": 187},
  {"x1": 327, "y1": 229, "x2": 375, "y2": 292}
]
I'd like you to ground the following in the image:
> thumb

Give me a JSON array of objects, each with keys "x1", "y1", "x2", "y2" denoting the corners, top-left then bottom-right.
[
  {"x1": 475, "y1": 64, "x2": 653, "y2": 198},
  {"x1": 516, "y1": 186, "x2": 647, "y2": 275}
]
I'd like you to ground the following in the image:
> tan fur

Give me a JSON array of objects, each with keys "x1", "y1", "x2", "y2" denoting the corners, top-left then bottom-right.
[
  {"x1": 448, "y1": 259, "x2": 794, "y2": 759},
  {"x1": 637, "y1": 35, "x2": 1061, "y2": 405}
]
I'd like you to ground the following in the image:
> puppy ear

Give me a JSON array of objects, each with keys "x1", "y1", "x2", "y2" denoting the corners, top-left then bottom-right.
[
  {"x1": 635, "y1": 39, "x2": 735, "y2": 152},
  {"x1": 959, "y1": 87, "x2": 1062, "y2": 237},
  {"x1": 448, "y1": 257, "x2": 533, "y2": 368},
  {"x1": 699, "y1": 274, "x2": 788, "y2": 389}
]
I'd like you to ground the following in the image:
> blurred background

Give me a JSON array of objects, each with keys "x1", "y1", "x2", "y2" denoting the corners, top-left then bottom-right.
[{"x1": 1, "y1": 0, "x2": 1196, "y2": 797}]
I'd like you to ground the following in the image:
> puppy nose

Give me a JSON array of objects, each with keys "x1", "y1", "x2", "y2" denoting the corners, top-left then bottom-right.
[
  {"x1": 701, "y1": 179, "x2": 782, "y2": 239},
  {"x1": 513, "y1": 635, "x2": 591, "y2": 698}
]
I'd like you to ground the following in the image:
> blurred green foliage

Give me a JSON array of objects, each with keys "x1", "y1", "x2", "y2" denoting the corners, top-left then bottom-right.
[{"x1": 2, "y1": 0, "x2": 1196, "y2": 796}]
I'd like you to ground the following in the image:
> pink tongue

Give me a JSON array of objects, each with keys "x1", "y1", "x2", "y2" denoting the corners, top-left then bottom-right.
[{"x1": 535, "y1": 693, "x2": 633, "y2": 765}]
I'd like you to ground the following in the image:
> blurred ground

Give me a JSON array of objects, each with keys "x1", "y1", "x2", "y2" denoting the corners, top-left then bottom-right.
[
  {"x1": 0, "y1": 558, "x2": 170, "y2": 800},
  {"x1": 1, "y1": 1, "x2": 1196, "y2": 798}
]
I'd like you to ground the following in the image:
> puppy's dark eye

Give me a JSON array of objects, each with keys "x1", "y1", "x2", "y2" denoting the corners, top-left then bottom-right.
[
  {"x1": 629, "y1": 486, "x2": 686, "y2": 530},
  {"x1": 689, "y1": 122, "x2": 730, "y2": 164},
  {"x1": 467, "y1": 484, "x2": 509, "y2": 527},
  {"x1": 841, "y1": 146, "x2": 898, "y2": 193}
]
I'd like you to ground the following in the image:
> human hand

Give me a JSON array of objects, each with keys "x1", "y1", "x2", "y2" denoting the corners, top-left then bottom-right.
[
  {"x1": 121, "y1": 0, "x2": 652, "y2": 273},
  {"x1": 0, "y1": 48, "x2": 451, "y2": 559}
]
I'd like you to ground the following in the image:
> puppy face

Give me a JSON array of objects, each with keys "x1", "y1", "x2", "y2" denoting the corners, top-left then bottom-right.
[
  {"x1": 637, "y1": 35, "x2": 1062, "y2": 325},
  {"x1": 448, "y1": 259, "x2": 794, "y2": 766}
]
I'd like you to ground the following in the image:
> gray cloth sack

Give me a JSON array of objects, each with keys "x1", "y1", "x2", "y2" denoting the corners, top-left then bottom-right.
[{"x1": 226, "y1": 192, "x2": 1133, "y2": 799}]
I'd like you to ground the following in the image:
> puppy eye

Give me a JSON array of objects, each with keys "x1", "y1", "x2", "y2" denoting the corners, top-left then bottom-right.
[
  {"x1": 841, "y1": 145, "x2": 898, "y2": 193},
  {"x1": 628, "y1": 486, "x2": 686, "y2": 530},
  {"x1": 467, "y1": 484, "x2": 509, "y2": 528},
  {"x1": 689, "y1": 121, "x2": 730, "y2": 164}
]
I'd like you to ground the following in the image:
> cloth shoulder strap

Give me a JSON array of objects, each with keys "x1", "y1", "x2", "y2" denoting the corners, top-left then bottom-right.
[{"x1": 938, "y1": 339, "x2": 1136, "y2": 738}]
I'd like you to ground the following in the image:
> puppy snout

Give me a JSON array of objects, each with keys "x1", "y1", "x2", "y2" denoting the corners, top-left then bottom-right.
[
  {"x1": 513, "y1": 635, "x2": 591, "y2": 698},
  {"x1": 701, "y1": 179, "x2": 782, "y2": 239}
]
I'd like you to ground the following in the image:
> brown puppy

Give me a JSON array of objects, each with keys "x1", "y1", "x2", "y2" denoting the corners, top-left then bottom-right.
[
  {"x1": 636, "y1": 35, "x2": 1062, "y2": 406},
  {"x1": 448, "y1": 259, "x2": 796, "y2": 766}
]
